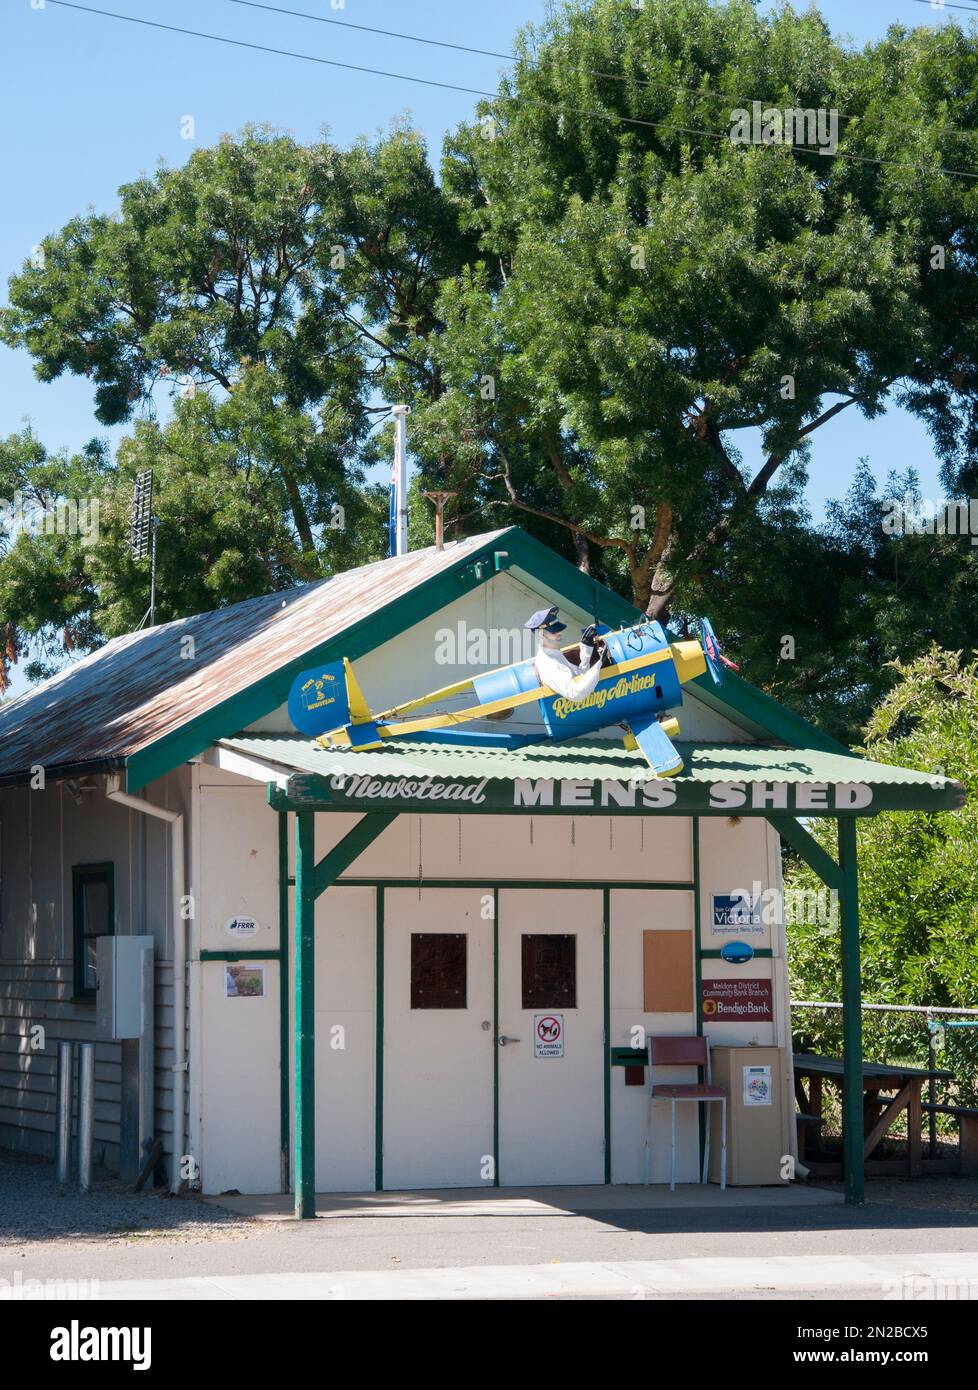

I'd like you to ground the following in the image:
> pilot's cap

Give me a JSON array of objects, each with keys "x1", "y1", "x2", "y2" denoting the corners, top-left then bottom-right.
[{"x1": 525, "y1": 605, "x2": 566, "y2": 634}]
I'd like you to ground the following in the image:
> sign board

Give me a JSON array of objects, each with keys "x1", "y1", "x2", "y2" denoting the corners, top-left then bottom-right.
[
  {"x1": 534, "y1": 1014, "x2": 564, "y2": 1058},
  {"x1": 743, "y1": 1064, "x2": 773, "y2": 1106},
  {"x1": 720, "y1": 939, "x2": 754, "y2": 965},
  {"x1": 711, "y1": 893, "x2": 764, "y2": 935},
  {"x1": 224, "y1": 916, "x2": 259, "y2": 940},
  {"x1": 274, "y1": 771, "x2": 925, "y2": 818},
  {"x1": 700, "y1": 978, "x2": 773, "y2": 1022},
  {"x1": 224, "y1": 965, "x2": 265, "y2": 998}
]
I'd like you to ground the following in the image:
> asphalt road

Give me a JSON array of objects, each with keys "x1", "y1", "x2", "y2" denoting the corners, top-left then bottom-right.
[
  {"x1": 3, "y1": 1154, "x2": 977, "y2": 1299},
  {"x1": 5, "y1": 1197, "x2": 978, "y2": 1288}
]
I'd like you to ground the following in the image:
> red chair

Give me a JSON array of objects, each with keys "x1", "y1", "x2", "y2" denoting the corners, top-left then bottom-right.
[{"x1": 645, "y1": 1035, "x2": 727, "y2": 1191}]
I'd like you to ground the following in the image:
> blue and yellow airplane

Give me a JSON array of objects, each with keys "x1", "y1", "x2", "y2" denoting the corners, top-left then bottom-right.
[{"x1": 288, "y1": 617, "x2": 732, "y2": 777}]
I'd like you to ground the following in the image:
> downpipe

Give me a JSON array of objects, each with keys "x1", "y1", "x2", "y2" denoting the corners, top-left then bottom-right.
[{"x1": 106, "y1": 775, "x2": 187, "y2": 1195}]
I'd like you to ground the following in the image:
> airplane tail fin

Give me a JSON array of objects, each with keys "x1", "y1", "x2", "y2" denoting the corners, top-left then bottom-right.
[
  {"x1": 625, "y1": 714, "x2": 684, "y2": 778},
  {"x1": 343, "y1": 658, "x2": 372, "y2": 724}
]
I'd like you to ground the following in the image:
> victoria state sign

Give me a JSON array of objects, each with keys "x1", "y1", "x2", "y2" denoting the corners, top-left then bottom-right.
[{"x1": 265, "y1": 770, "x2": 946, "y2": 817}]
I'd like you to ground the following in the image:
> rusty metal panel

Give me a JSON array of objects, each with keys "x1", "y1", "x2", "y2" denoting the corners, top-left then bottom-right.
[{"x1": 0, "y1": 532, "x2": 507, "y2": 781}]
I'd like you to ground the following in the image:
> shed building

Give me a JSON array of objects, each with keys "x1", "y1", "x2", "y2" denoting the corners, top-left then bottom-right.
[{"x1": 0, "y1": 527, "x2": 963, "y2": 1208}]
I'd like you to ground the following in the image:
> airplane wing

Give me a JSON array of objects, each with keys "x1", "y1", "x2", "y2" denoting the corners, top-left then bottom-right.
[{"x1": 624, "y1": 713, "x2": 685, "y2": 778}]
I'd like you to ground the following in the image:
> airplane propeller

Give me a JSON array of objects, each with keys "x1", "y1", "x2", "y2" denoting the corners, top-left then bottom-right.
[{"x1": 700, "y1": 617, "x2": 738, "y2": 685}]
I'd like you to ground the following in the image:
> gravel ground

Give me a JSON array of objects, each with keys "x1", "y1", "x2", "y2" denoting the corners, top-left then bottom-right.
[
  {"x1": 0, "y1": 1151, "x2": 255, "y2": 1247},
  {"x1": 833, "y1": 1174, "x2": 978, "y2": 1215}
]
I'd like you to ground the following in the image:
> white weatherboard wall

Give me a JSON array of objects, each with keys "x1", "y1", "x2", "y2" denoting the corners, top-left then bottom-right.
[
  {"x1": 0, "y1": 770, "x2": 187, "y2": 1174},
  {"x1": 196, "y1": 765, "x2": 281, "y2": 1194},
  {"x1": 312, "y1": 812, "x2": 692, "y2": 884},
  {"x1": 698, "y1": 818, "x2": 795, "y2": 1166},
  {"x1": 699, "y1": 818, "x2": 778, "y2": 1048},
  {"x1": 610, "y1": 885, "x2": 698, "y2": 1184}
]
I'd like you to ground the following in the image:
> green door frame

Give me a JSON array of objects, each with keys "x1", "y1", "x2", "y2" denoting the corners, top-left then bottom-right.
[
  {"x1": 768, "y1": 813, "x2": 864, "y2": 1206},
  {"x1": 293, "y1": 810, "x2": 397, "y2": 1219}
]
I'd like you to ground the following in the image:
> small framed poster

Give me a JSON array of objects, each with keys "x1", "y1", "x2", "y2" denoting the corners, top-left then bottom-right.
[
  {"x1": 744, "y1": 1064, "x2": 773, "y2": 1106},
  {"x1": 225, "y1": 964, "x2": 265, "y2": 998}
]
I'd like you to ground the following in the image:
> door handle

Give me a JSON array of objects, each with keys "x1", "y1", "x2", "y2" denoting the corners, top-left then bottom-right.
[{"x1": 497, "y1": 1035, "x2": 521, "y2": 1047}]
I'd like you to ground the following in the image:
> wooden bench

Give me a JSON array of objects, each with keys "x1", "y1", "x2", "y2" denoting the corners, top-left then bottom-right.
[
  {"x1": 795, "y1": 1111, "x2": 825, "y2": 1161},
  {"x1": 922, "y1": 1103, "x2": 978, "y2": 1175}
]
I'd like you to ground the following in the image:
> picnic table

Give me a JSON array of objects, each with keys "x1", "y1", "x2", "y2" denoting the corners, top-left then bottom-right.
[{"x1": 793, "y1": 1053, "x2": 957, "y2": 1178}]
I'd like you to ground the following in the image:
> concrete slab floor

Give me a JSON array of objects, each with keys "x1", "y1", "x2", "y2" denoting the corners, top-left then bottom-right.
[{"x1": 205, "y1": 1182, "x2": 844, "y2": 1221}]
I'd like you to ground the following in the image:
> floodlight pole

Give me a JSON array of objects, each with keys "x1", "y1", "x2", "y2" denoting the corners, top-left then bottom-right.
[{"x1": 392, "y1": 404, "x2": 410, "y2": 557}]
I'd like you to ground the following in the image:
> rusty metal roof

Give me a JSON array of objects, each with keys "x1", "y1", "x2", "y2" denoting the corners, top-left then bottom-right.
[{"x1": 0, "y1": 530, "x2": 510, "y2": 783}]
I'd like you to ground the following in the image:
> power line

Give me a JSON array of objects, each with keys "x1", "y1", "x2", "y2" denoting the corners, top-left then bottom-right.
[
  {"x1": 227, "y1": 0, "x2": 516, "y2": 61},
  {"x1": 40, "y1": 1, "x2": 978, "y2": 181},
  {"x1": 44, "y1": 0, "x2": 504, "y2": 98},
  {"x1": 228, "y1": 0, "x2": 978, "y2": 145},
  {"x1": 907, "y1": 0, "x2": 978, "y2": 11}
]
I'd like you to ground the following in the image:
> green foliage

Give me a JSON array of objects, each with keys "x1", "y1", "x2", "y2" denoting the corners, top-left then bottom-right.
[
  {"x1": 429, "y1": 0, "x2": 978, "y2": 720},
  {"x1": 0, "y1": 123, "x2": 469, "y2": 682},
  {"x1": 787, "y1": 648, "x2": 978, "y2": 1007},
  {"x1": 2, "y1": 4, "x2": 978, "y2": 736}
]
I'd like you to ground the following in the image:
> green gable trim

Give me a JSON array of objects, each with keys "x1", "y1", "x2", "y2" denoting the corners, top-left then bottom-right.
[
  {"x1": 690, "y1": 668, "x2": 850, "y2": 757},
  {"x1": 494, "y1": 527, "x2": 849, "y2": 758},
  {"x1": 126, "y1": 525, "x2": 857, "y2": 791}
]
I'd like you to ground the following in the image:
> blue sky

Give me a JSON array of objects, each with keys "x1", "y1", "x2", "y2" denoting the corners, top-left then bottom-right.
[{"x1": 0, "y1": 0, "x2": 964, "y2": 678}]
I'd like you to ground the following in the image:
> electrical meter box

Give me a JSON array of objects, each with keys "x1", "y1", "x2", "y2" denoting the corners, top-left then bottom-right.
[{"x1": 96, "y1": 936, "x2": 153, "y2": 1040}]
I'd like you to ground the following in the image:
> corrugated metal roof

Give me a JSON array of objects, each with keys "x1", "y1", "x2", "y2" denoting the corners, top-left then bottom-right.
[
  {"x1": 217, "y1": 733, "x2": 961, "y2": 793},
  {"x1": 0, "y1": 531, "x2": 509, "y2": 780}
]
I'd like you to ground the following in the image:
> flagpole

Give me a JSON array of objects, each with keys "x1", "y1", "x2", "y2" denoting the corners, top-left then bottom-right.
[{"x1": 390, "y1": 404, "x2": 410, "y2": 557}]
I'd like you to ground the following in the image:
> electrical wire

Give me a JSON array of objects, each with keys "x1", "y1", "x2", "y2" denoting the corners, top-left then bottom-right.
[
  {"x1": 40, "y1": 0, "x2": 978, "y2": 181},
  {"x1": 227, "y1": 0, "x2": 516, "y2": 61},
  {"x1": 227, "y1": 0, "x2": 978, "y2": 146}
]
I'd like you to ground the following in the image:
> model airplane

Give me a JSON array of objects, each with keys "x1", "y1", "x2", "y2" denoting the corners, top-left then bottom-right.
[{"x1": 288, "y1": 616, "x2": 734, "y2": 778}]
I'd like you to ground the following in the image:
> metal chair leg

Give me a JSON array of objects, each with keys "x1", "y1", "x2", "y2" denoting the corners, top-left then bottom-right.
[
  {"x1": 670, "y1": 1099, "x2": 677, "y2": 1191},
  {"x1": 645, "y1": 1046, "x2": 654, "y2": 1185},
  {"x1": 720, "y1": 1098, "x2": 727, "y2": 1192},
  {"x1": 702, "y1": 1101, "x2": 711, "y2": 1184}
]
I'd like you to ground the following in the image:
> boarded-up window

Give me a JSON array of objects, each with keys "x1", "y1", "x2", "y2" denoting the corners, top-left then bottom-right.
[
  {"x1": 521, "y1": 934, "x2": 576, "y2": 1009},
  {"x1": 643, "y1": 930, "x2": 694, "y2": 1013},
  {"x1": 411, "y1": 933, "x2": 467, "y2": 1009}
]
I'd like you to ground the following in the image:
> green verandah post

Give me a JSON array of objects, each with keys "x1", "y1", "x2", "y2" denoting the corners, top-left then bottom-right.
[
  {"x1": 768, "y1": 812, "x2": 864, "y2": 1205},
  {"x1": 838, "y1": 817, "x2": 865, "y2": 1206},
  {"x1": 293, "y1": 810, "x2": 397, "y2": 1220},
  {"x1": 294, "y1": 812, "x2": 316, "y2": 1220}
]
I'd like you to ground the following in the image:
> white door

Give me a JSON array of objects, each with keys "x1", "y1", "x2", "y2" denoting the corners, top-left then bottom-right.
[
  {"x1": 383, "y1": 888, "x2": 494, "y2": 1188},
  {"x1": 497, "y1": 890, "x2": 605, "y2": 1185}
]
